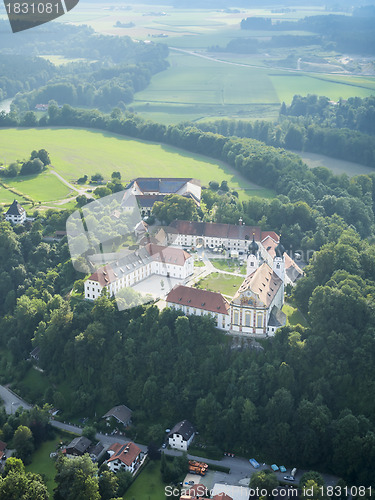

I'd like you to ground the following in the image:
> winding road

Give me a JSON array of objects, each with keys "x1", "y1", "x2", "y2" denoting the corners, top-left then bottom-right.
[{"x1": 0, "y1": 385, "x2": 340, "y2": 487}]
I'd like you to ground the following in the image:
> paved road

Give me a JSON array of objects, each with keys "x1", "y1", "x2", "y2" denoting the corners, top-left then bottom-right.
[
  {"x1": 0, "y1": 385, "x2": 339, "y2": 487},
  {"x1": 0, "y1": 385, "x2": 31, "y2": 414},
  {"x1": 50, "y1": 419, "x2": 148, "y2": 453},
  {"x1": 170, "y1": 47, "x2": 351, "y2": 76}
]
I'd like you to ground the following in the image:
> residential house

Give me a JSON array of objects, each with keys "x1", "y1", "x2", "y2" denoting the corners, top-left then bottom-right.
[
  {"x1": 102, "y1": 405, "x2": 133, "y2": 428},
  {"x1": 5, "y1": 199, "x2": 26, "y2": 224},
  {"x1": 180, "y1": 483, "x2": 209, "y2": 500},
  {"x1": 65, "y1": 436, "x2": 92, "y2": 457},
  {"x1": 211, "y1": 484, "x2": 250, "y2": 500},
  {"x1": 168, "y1": 420, "x2": 195, "y2": 451},
  {"x1": 106, "y1": 441, "x2": 143, "y2": 474}
]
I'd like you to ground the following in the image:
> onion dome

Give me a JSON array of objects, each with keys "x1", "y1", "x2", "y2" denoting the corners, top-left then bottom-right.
[
  {"x1": 248, "y1": 234, "x2": 259, "y2": 255},
  {"x1": 275, "y1": 240, "x2": 285, "y2": 258}
]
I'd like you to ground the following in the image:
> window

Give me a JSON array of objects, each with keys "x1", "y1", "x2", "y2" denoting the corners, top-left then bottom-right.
[
  {"x1": 277, "y1": 263, "x2": 280, "y2": 269},
  {"x1": 245, "y1": 312, "x2": 251, "y2": 327},
  {"x1": 234, "y1": 310, "x2": 239, "y2": 325},
  {"x1": 257, "y1": 314, "x2": 263, "y2": 328}
]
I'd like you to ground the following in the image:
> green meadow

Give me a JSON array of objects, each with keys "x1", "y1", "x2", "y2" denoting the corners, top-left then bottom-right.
[
  {"x1": 125, "y1": 460, "x2": 166, "y2": 500},
  {"x1": 6, "y1": 171, "x2": 72, "y2": 203},
  {"x1": 195, "y1": 272, "x2": 244, "y2": 297},
  {"x1": 25, "y1": 436, "x2": 60, "y2": 495},
  {"x1": 71, "y1": 3, "x2": 375, "y2": 124},
  {"x1": 132, "y1": 52, "x2": 375, "y2": 124},
  {"x1": 0, "y1": 128, "x2": 274, "y2": 206}
]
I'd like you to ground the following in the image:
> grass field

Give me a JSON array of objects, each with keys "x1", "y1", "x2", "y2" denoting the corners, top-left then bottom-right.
[
  {"x1": 211, "y1": 258, "x2": 246, "y2": 274},
  {"x1": 125, "y1": 460, "x2": 166, "y2": 500},
  {"x1": 0, "y1": 128, "x2": 274, "y2": 204},
  {"x1": 282, "y1": 301, "x2": 308, "y2": 327},
  {"x1": 0, "y1": 184, "x2": 29, "y2": 204},
  {"x1": 132, "y1": 52, "x2": 375, "y2": 124},
  {"x1": 195, "y1": 272, "x2": 244, "y2": 297},
  {"x1": 25, "y1": 435, "x2": 62, "y2": 496},
  {"x1": 65, "y1": 3, "x2": 375, "y2": 124},
  {"x1": 6, "y1": 171, "x2": 72, "y2": 203}
]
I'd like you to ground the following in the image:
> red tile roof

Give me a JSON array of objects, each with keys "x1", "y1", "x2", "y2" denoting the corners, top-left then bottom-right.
[
  {"x1": 87, "y1": 244, "x2": 191, "y2": 285},
  {"x1": 107, "y1": 441, "x2": 141, "y2": 467},
  {"x1": 261, "y1": 231, "x2": 279, "y2": 242},
  {"x1": 213, "y1": 494, "x2": 233, "y2": 500},
  {"x1": 262, "y1": 236, "x2": 303, "y2": 276},
  {"x1": 145, "y1": 243, "x2": 191, "y2": 267},
  {"x1": 0, "y1": 441, "x2": 7, "y2": 452},
  {"x1": 181, "y1": 484, "x2": 209, "y2": 499},
  {"x1": 87, "y1": 264, "x2": 117, "y2": 287},
  {"x1": 169, "y1": 221, "x2": 261, "y2": 241},
  {"x1": 167, "y1": 285, "x2": 230, "y2": 315},
  {"x1": 233, "y1": 262, "x2": 282, "y2": 308}
]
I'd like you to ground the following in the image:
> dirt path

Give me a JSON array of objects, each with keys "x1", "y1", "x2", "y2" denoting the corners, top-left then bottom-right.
[{"x1": 50, "y1": 167, "x2": 95, "y2": 203}]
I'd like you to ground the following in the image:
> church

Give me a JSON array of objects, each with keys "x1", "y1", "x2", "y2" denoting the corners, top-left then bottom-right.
[
  {"x1": 167, "y1": 235, "x2": 290, "y2": 337},
  {"x1": 229, "y1": 236, "x2": 286, "y2": 336}
]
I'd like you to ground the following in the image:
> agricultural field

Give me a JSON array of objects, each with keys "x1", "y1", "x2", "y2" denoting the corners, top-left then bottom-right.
[
  {"x1": 61, "y1": 2, "x2": 375, "y2": 124},
  {"x1": 0, "y1": 128, "x2": 274, "y2": 207},
  {"x1": 132, "y1": 51, "x2": 375, "y2": 124}
]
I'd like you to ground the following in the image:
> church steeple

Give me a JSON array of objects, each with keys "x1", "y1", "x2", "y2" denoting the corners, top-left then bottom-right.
[
  {"x1": 273, "y1": 238, "x2": 285, "y2": 282},
  {"x1": 247, "y1": 233, "x2": 259, "y2": 275}
]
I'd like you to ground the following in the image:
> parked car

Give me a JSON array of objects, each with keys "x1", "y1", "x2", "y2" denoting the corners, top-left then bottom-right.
[
  {"x1": 283, "y1": 476, "x2": 295, "y2": 481},
  {"x1": 161, "y1": 443, "x2": 166, "y2": 449}
]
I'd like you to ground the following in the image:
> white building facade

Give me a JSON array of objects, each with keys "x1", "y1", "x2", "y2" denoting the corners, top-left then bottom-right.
[
  {"x1": 168, "y1": 420, "x2": 195, "y2": 451},
  {"x1": 166, "y1": 285, "x2": 231, "y2": 331},
  {"x1": 5, "y1": 199, "x2": 26, "y2": 224},
  {"x1": 106, "y1": 442, "x2": 143, "y2": 474},
  {"x1": 85, "y1": 244, "x2": 193, "y2": 301}
]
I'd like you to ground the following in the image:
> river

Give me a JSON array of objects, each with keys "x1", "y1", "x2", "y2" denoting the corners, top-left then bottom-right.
[{"x1": 293, "y1": 150, "x2": 375, "y2": 177}]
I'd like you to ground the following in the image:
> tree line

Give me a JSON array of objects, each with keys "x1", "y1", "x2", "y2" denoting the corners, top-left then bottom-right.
[
  {"x1": 281, "y1": 95, "x2": 375, "y2": 137},
  {"x1": 0, "y1": 21, "x2": 168, "y2": 113},
  {"x1": 241, "y1": 13, "x2": 375, "y2": 55},
  {"x1": 1, "y1": 149, "x2": 51, "y2": 177}
]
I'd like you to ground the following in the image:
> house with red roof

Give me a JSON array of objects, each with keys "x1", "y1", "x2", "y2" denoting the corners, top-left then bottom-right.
[{"x1": 105, "y1": 441, "x2": 144, "y2": 474}]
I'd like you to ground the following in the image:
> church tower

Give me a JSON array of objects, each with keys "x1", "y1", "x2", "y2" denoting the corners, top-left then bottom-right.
[
  {"x1": 273, "y1": 240, "x2": 285, "y2": 282},
  {"x1": 247, "y1": 234, "x2": 259, "y2": 275}
]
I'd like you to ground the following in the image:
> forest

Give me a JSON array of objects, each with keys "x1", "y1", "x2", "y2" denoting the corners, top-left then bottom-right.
[
  {"x1": 0, "y1": 22, "x2": 169, "y2": 111},
  {"x1": 1, "y1": 105, "x2": 375, "y2": 488},
  {"x1": 241, "y1": 11, "x2": 375, "y2": 55}
]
